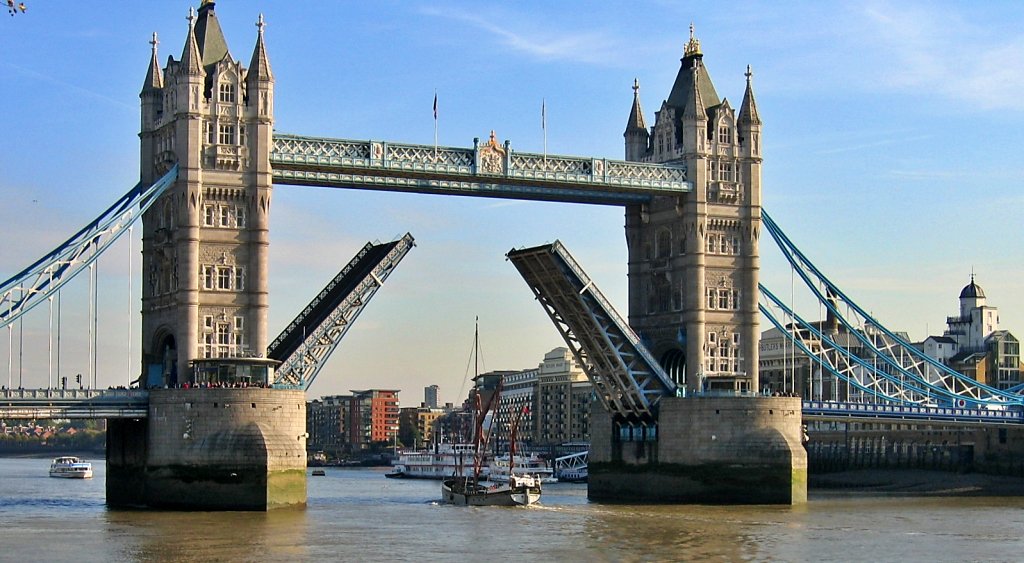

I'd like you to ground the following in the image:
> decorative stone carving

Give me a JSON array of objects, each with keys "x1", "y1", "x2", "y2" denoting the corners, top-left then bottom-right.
[{"x1": 479, "y1": 130, "x2": 506, "y2": 175}]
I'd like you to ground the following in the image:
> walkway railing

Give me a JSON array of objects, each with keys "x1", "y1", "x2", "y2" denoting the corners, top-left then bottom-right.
[
  {"x1": 803, "y1": 400, "x2": 1023, "y2": 425},
  {"x1": 0, "y1": 388, "x2": 149, "y2": 419}
]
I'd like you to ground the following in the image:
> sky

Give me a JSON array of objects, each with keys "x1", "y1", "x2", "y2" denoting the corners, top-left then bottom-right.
[{"x1": 2, "y1": 1, "x2": 1022, "y2": 406}]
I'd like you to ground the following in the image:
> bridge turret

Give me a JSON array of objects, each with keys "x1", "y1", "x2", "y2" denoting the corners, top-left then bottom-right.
[
  {"x1": 624, "y1": 79, "x2": 650, "y2": 162},
  {"x1": 736, "y1": 66, "x2": 763, "y2": 387},
  {"x1": 140, "y1": 33, "x2": 164, "y2": 187},
  {"x1": 625, "y1": 25, "x2": 760, "y2": 394},
  {"x1": 140, "y1": 3, "x2": 276, "y2": 388},
  {"x1": 244, "y1": 13, "x2": 275, "y2": 365}
]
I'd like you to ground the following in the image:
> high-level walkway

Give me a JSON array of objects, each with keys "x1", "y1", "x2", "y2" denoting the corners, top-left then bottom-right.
[{"x1": 270, "y1": 133, "x2": 689, "y2": 205}]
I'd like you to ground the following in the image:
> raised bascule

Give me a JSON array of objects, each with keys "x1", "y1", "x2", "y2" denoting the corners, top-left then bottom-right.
[{"x1": 8, "y1": 2, "x2": 1023, "y2": 510}]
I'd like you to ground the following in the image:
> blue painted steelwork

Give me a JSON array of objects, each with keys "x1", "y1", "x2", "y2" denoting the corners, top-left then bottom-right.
[
  {"x1": 0, "y1": 388, "x2": 149, "y2": 419},
  {"x1": 761, "y1": 210, "x2": 1022, "y2": 408},
  {"x1": 803, "y1": 400, "x2": 1023, "y2": 426},
  {"x1": 270, "y1": 134, "x2": 689, "y2": 206},
  {"x1": 1, "y1": 165, "x2": 179, "y2": 328},
  {"x1": 759, "y1": 289, "x2": 896, "y2": 403},
  {"x1": 507, "y1": 241, "x2": 676, "y2": 421}
]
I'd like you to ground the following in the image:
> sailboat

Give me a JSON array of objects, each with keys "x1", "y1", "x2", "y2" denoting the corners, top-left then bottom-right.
[{"x1": 441, "y1": 319, "x2": 541, "y2": 507}]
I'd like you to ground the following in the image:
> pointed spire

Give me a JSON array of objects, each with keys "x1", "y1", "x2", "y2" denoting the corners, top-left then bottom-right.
[
  {"x1": 142, "y1": 32, "x2": 163, "y2": 91},
  {"x1": 682, "y1": 60, "x2": 707, "y2": 121},
  {"x1": 738, "y1": 64, "x2": 761, "y2": 125},
  {"x1": 181, "y1": 7, "x2": 204, "y2": 77},
  {"x1": 624, "y1": 78, "x2": 647, "y2": 134},
  {"x1": 247, "y1": 13, "x2": 274, "y2": 83}
]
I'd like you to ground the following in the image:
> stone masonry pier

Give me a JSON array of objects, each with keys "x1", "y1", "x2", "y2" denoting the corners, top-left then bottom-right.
[
  {"x1": 107, "y1": 388, "x2": 307, "y2": 511},
  {"x1": 589, "y1": 396, "x2": 807, "y2": 504}
]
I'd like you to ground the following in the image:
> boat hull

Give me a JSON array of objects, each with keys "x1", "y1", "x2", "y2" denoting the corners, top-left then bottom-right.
[{"x1": 49, "y1": 468, "x2": 93, "y2": 479}]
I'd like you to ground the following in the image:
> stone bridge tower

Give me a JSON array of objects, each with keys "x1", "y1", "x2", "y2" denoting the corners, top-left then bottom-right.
[
  {"x1": 624, "y1": 27, "x2": 762, "y2": 394},
  {"x1": 139, "y1": 2, "x2": 274, "y2": 386}
]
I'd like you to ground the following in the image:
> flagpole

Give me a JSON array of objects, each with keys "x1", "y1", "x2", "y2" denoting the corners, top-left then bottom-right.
[
  {"x1": 542, "y1": 98, "x2": 547, "y2": 161},
  {"x1": 433, "y1": 90, "x2": 438, "y2": 159}
]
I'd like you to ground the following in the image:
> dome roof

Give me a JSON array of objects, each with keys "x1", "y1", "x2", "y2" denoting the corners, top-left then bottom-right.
[{"x1": 960, "y1": 277, "x2": 985, "y2": 299}]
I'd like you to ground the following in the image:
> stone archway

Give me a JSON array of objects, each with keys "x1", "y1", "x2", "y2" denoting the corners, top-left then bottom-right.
[
  {"x1": 157, "y1": 333, "x2": 177, "y2": 388},
  {"x1": 660, "y1": 348, "x2": 686, "y2": 388}
]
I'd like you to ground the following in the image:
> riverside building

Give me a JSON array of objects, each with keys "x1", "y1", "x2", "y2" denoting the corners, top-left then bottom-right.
[{"x1": 920, "y1": 277, "x2": 1021, "y2": 390}]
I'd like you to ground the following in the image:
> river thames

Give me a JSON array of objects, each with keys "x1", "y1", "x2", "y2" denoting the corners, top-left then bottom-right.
[{"x1": 1, "y1": 457, "x2": 1023, "y2": 562}]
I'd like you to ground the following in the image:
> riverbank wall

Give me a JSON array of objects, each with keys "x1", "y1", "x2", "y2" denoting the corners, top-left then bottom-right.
[{"x1": 808, "y1": 424, "x2": 1024, "y2": 477}]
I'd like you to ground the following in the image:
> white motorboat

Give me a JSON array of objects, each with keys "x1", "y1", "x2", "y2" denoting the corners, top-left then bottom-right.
[{"x1": 49, "y1": 456, "x2": 93, "y2": 479}]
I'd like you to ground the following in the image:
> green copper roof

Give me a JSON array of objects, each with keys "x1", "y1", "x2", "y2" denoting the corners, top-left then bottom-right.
[
  {"x1": 666, "y1": 54, "x2": 720, "y2": 112},
  {"x1": 195, "y1": 1, "x2": 229, "y2": 68}
]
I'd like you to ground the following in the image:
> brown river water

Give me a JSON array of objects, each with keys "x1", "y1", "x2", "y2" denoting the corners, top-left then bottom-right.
[{"x1": 1, "y1": 457, "x2": 1023, "y2": 562}]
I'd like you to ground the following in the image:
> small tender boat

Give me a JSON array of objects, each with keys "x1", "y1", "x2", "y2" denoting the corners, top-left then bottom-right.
[
  {"x1": 311, "y1": 469, "x2": 326, "y2": 476},
  {"x1": 49, "y1": 456, "x2": 93, "y2": 479}
]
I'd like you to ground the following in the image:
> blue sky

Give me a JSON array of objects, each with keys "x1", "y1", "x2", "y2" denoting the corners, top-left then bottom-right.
[{"x1": 2, "y1": 1, "x2": 1022, "y2": 405}]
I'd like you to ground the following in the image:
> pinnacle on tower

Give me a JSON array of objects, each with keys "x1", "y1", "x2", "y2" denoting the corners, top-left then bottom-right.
[
  {"x1": 180, "y1": 7, "x2": 204, "y2": 76},
  {"x1": 248, "y1": 13, "x2": 274, "y2": 84},
  {"x1": 142, "y1": 32, "x2": 163, "y2": 91},
  {"x1": 624, "y1": 78, "x2": 647, "y2": 134},
  {"x1": 684, "y1": 22, "x2": 702, "y2": 57},
  {"x1": 738, "y1": 64, "x2": 761, "y2": 125}
]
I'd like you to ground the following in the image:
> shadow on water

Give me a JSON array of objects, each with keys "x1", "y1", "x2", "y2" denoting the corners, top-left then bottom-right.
[{"x1": 103, "y1": 508, "x2": 310, "y2": 563}]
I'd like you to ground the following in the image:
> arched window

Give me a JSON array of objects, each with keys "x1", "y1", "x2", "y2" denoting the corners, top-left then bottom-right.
[
  {"x1": 219, "y1": 82, "x2": 236, "y2": 103},
  {"x1": 656, "y1": 228, "x2": 672, "y2": 259}
]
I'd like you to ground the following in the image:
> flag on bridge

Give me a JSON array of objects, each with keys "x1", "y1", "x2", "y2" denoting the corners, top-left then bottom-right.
[{"x1": 542, "y1": 98, "x2": 547, "y2": 159}]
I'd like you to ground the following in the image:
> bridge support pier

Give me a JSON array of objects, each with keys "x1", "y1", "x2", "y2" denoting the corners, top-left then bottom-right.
[
  {"x1": 106, "y1": 388, "x2": 307, "y2": 510},
  {"x1": 589, "y1": 396, "x2": 807, "y2": 504}
]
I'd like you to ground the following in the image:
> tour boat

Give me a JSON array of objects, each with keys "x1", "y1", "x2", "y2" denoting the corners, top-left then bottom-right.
[
  {"x1": 48, "y1": 456, "x2": 93, "y2": 479},
  {"x1": 386, "y1": 442, "x2": 485, "y2": 480}
]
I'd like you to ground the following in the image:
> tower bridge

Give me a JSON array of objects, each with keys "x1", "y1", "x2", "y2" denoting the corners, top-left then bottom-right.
[{"x1": 4, "y1": 2, "x2": 1020, "y2": 509}]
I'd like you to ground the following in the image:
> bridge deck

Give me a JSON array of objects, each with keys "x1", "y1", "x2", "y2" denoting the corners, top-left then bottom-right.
[
  {"x1": 0, "y1": 389, "x2": 149, "y2": 419},
  {"x1": 270, "y1": 134, "x2": 689, "y2": 206}
]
